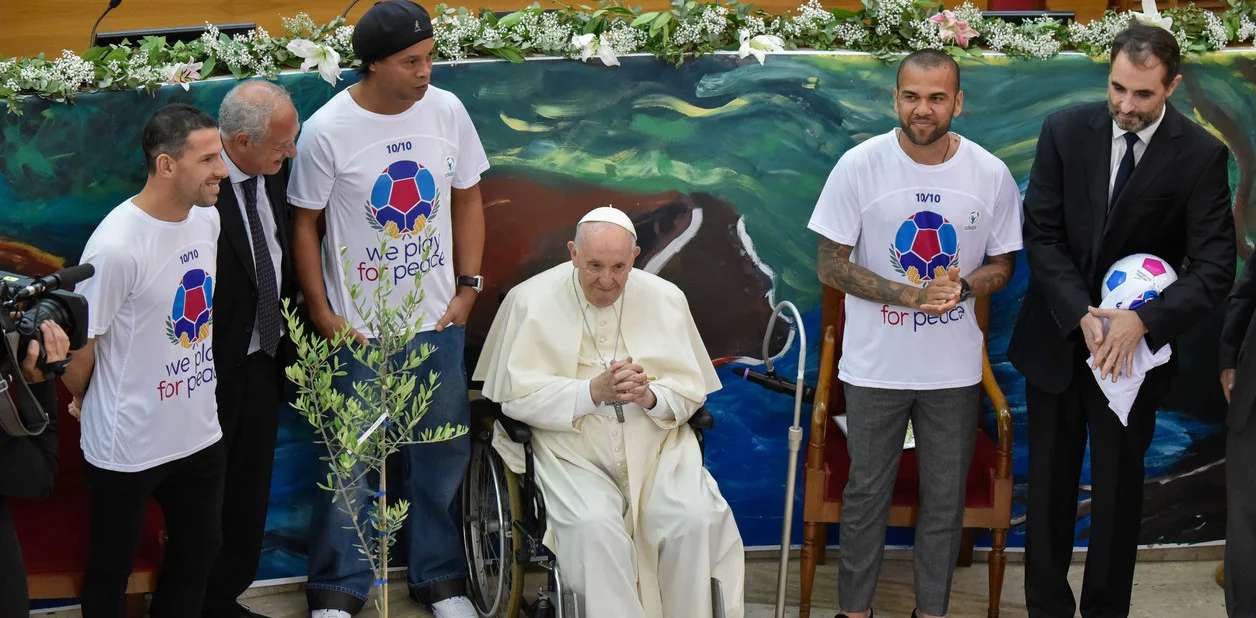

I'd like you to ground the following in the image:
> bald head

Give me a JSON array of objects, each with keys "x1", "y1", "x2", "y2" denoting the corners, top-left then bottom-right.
[
  {"x1": 218, "y1": 80, "x2": 299, "y2": 176},
  {"x1": 568, "y1": 221, "x2": 640, "y2": 307}
]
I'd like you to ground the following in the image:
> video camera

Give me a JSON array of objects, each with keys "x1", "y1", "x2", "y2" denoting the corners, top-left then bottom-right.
[{"x1": 0, "y1": 265, "x2": 93, "y2": 436}]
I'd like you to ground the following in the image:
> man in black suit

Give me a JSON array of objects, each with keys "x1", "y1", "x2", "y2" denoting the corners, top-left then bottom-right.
[
  {"x1": 1219, "y1": 252, "x2": 1256, "y2": 617},
  {"x1": 202, "y1": 80, "x2": 300, "y2": 618},
  {"x1": 1008, "y1": 24, "x2": 1235, "y2": 617}
]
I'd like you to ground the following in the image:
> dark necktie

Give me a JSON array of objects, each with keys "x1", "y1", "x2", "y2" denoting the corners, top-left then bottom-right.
[
  {"x1": 1110, "y1": 132, "x2": 1141, "y2": 209},
  {"x1": 241, "y1": 176, "x2": 281, "y2": 356}
]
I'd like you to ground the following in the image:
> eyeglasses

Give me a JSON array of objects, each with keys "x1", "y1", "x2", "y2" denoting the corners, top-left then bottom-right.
[{"x1": 267, "y1": 139, "x2": 296, "y2": 153}]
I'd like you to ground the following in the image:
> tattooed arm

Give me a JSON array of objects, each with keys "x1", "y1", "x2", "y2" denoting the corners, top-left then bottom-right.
[
  {"x1": 964, "y1": 252, "x2": 1016, "y2": 297},
  {"x1": 817, "y1": 238, "x2": 960, "y2": 316}
]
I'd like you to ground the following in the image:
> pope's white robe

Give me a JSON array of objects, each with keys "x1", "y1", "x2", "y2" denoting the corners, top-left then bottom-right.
[{"x1": 473, "y1": 262, "x2": 745, "y2": 618}]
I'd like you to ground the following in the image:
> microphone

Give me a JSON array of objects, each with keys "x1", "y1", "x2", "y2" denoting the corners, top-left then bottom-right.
[
  {"x1": 340, "y1": 0, "x2": 364, "y2": 20},
  {"x1": 738, "y1": 368, "x2": 815, "y2": 402},
  {"x1": 88, "y1": 0, "x2": 123, "y2": 49},
  {"x1": 16, "y1": 264, "x2": 96, "y2": 300}
]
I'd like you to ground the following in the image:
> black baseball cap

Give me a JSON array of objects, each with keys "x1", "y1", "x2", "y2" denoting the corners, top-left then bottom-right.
[{"x1": 352, "y1": 0, "x2": 434, "y2": 66}]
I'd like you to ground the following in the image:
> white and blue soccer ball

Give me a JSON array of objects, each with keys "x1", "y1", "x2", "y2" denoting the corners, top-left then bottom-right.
[{"x1": 1100, "y1": 253, "x2": 1178, "y2": 310}]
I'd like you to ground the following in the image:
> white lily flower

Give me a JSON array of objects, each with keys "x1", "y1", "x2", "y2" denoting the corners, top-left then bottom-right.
[
  {"x1": 287, "y1": 38, "x2": 342, "y2": 86},
  {"x1": 750, "y1": 34, "x2": 785, "y2": 62},
  {"x1": 738, "y1": 29, "x2": 784, "y2": 65},
  {"x1": 163, "y1": 61, "x2": 203, "y2": 91},
  {"x1": 571, "y1": 33, "x2": 596, "y2": 62},
  {"x1": 570, "y1": 32, "x2": 618, "y2": 67},
  {"x1": 1132, "y1": 0, "x2": 1173, "y2": 32},
  {"x1": 597, "y1": 32, "x2": 620, "y2": 67}
]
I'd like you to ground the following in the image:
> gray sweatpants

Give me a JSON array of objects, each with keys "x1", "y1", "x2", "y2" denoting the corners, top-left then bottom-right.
[{"x1": 838, "y1": 382, "x2": 979, "y2": 616}]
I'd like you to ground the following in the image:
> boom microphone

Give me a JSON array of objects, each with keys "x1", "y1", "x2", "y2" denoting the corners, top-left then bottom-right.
[
  {"x1": 88, "y1": 0, "x2": 124, "y2": 48},
  {"x1": 340, "y1": 0, "x2": 364, "y2": 19},
  {"x1": 738, "y1": 368, "x2": 815, "y2": 402},
  {"x1": 15, "y1": 264, "x2": 96, "y2": 300}
]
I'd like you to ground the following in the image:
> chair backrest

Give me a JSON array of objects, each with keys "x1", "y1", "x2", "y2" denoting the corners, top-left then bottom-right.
[
  {"x1": 819, "y1": 284, "x2": 993, "y2": 416},
  {"x1": 819, "y1": 286, "x2": 847, "y2": 418}
]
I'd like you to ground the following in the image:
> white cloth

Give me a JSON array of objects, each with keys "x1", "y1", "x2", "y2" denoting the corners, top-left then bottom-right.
[
  {"x1": 287, "y1": 86, "x2": 490, "y2": 336},
  {"x1": 473, "y1": 263, "x2": 744, "y2": 618},
  {"x1": 1108, "y1": 106, "x2": 1165, "y2": 201},
  {"x1": 1088, "y1": 281, "x2": 1172, "y2": 426},
  {"x1": 807, "y1": 130, "x2": 1023, "y2": 389},
  {"x1": 220, "y1": 148, "x2": 285, "y2": 354},
  {"x1": 77, "y1": 200, "x2": 223, "y2": 472}
]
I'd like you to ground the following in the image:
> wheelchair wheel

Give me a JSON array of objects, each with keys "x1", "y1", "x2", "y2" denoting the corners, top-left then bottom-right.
[{"x1": 462, "y1": 439, "x2": 525, "y2": 617}]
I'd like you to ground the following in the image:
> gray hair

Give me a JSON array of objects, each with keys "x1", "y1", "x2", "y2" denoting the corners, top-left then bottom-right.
[{"x1": 218, "y1": 80, "x2": 293, "y2": 143}]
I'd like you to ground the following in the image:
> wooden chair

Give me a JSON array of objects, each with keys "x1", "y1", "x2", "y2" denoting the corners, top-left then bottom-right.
[
  {"x1": 10, "y1": 383, "x2": 166, "y2": 617},
  {"x1": 798, "y1": 286, "x2": 1013, "y2": 618}
]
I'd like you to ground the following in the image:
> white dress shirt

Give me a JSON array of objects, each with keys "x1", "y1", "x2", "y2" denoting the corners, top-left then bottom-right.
[
  {"x1": 1108, "y1": 105, "x2": 1166, "y2": 201},
  {"x1": 221, "y1": 149, "x2": 284, "y2": 354}
]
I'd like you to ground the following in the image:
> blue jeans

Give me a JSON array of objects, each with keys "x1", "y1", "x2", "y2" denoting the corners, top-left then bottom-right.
[{"x1": 305, "y1": 327, "x2": 471, "y2": 612}]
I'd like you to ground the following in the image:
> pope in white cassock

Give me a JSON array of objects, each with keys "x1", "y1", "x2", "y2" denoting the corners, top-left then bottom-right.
[{"x1": 473, "y1": 206, "x2": 746, "y2": 618}]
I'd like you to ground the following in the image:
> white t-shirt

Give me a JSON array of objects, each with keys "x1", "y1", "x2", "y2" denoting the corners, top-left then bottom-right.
[
  {"x1": 77, "y1": 200, "x2": 223, "y2": 472},
  {"x1": 808, "y1": 131, "x2": 1023, "y2": 390},
  {"x1": 288, "y1": 86, "x2": 490, "y2": 336}
]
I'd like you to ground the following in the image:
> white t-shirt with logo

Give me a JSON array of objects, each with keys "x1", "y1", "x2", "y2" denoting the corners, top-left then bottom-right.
[
  {"x1": 808, "y1": 131, "x2": 1023, "y2": 390},
  {"x1": 77, "y1": 201, "x2": 223, "y2": 472},
  {"x1": 288, "y1": 86, "x2": 490, "y2": 336}
]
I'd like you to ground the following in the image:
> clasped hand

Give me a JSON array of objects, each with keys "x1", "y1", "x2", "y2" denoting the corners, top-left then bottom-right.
[
  {"x1": 590, "y1": 357, "x2": 655, "y2": 410},
  {"x1": 1083, "y1": 306, "x2": 1148, "y2": 382},
  {"x1": 915, "y1": 267, "x2": 962, "y2": 316}
]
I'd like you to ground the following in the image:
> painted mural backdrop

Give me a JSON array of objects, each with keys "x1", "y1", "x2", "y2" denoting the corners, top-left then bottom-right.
[{"x1": 2, "y1": 51, "x2": 1251, "y2": 581}]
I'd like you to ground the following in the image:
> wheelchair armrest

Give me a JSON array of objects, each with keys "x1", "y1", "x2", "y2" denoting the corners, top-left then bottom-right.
[
  {"x1": 497, "y1": 412, "x2": 533, "y2": 444},
  {"x1": 469, "y1": 398, "x2": 533, "y2": 444},
  {"x1": 688, "y1": 406, "x2": 714, "y2": 431}
]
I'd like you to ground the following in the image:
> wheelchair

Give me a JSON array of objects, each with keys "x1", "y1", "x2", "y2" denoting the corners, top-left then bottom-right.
[{"x1": 460, "y1": 397, "x2": 719, "y2": 618}]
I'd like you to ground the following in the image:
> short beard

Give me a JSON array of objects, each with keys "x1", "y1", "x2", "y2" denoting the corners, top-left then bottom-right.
[
  {"x1": 1109, "y1": 102, "x2": 1157, "y2": 133},
  {"x1": 899, "y1": 118, "x2": 950, "y2": 146}
]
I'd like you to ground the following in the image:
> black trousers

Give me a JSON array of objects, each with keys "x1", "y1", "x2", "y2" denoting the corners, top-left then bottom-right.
[
  {"x1": 1024, "y1": 353, "x2": 1163, "y2": 618},
  {"x1": 204, "y1": 351, "x2": 282, "y2": 617},
  {"x1": 0, "y1": 501, "x2": 27, "y2": 615},
  {"x1": 82, "y1": 440, "x2": 226, "y2": 618},
  {"x1": 1226, "y1": 419, "x2": 1256, "y2": 618}
]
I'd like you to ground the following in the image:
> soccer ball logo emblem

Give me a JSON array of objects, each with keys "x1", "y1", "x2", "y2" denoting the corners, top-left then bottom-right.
[
  {"x1": 1125, "y1": 289, "x2": 1160, "y2": 310},
  {"x1": 366, "y1": 160, "x2": 440, "y2": 239},
  {"x1": 167, "y1": 268, "x2": 214, "y2": 348},
  {"x1": 890, "y1": 211, "x2": 960, "y2": 284}
]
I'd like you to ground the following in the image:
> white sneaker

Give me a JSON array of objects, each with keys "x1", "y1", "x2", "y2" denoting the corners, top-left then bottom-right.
[
  {"x1": 431, "y1": 595, "x2": 478, "y2": 618},
  {"x1": 310, "y1": 610, "x2": 352, "y2": 618}
]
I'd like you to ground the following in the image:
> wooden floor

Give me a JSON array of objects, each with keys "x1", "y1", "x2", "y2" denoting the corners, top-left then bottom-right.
[{"x1": 35, "y1": 552, "x2": 1227, "y2": 617}]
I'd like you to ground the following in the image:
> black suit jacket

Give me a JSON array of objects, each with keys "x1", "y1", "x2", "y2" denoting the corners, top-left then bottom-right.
[
  {"x1": 1008, "y1": 101, "x2": 1235, "y2": 394},
  {"x1": 213, "y1": 164, "x2": 297, "y2": 380},
  {"x1": 1221, "y1": 251, "x2": 1256, "y2": 432}
]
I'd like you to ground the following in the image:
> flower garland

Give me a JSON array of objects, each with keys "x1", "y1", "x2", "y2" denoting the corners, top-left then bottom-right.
[{"x1": 2, "y1": 0, "x2": 1253, "y2": 113}]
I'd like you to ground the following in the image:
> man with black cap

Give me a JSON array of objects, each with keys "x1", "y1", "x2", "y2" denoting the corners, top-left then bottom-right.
[{"x1": 288, "y1": 1, "x2": 488, "y2": 617}]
